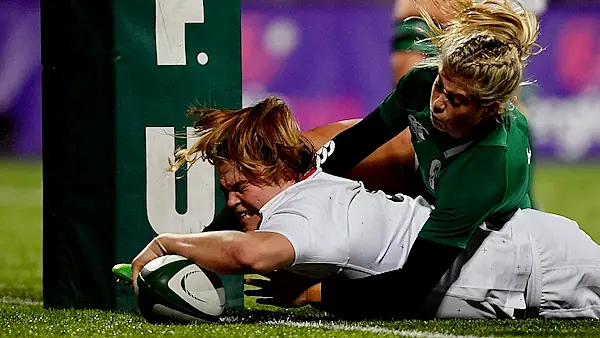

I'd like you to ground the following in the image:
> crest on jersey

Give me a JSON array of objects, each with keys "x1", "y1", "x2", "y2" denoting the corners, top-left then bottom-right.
[
  {"x1": 408, "y1": 115, "x2": 429, "y2": 141},
  {"x1": 428, "y1": 159, "x2": 442, "y2": 190}
]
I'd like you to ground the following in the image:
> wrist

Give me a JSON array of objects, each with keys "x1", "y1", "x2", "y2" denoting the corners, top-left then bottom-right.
[{"x1": 153, "y1": 234, "x2": 171, "y2": 254}]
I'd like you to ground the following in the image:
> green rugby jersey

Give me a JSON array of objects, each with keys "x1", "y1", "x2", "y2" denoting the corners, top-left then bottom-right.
[{"x1": 378, "y1": 65, "x2": 532, "y2": 248}]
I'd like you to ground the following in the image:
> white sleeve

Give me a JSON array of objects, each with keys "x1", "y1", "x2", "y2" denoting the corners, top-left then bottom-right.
[{"x1": 256, "y1": 206, "x2": 348, "y2": 266}]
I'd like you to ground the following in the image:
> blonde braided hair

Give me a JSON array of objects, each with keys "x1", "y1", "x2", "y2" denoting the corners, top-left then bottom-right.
[{"x1": 417, "y1": 0, "x2": 542, "y2": 113}]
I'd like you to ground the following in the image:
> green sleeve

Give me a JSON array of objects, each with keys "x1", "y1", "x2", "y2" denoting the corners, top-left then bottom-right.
[
  {"x1": 418, "y1": 147, "x2": 507, "y2": 249},
  {"x1": 378, "y1": 65, "x2": 438, "y2": 132},
  {"x1": 377, "y1": 90, "x2": 407, "y2": 133}
]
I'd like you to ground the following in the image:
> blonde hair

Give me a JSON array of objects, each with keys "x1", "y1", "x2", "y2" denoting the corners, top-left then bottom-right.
[
  {"x1": 169, "y1": 97, "x2": 316, "y2": 186},
  {"x1": 418, "y1": 0, "x2": 541, "y2": 113}
]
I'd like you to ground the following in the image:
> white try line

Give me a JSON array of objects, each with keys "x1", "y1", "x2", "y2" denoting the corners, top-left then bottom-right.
[
  {"x1": 0, "y1": 296, "x2": 43, "y2": 306},
  {"x1": 267, "y1": 320, "x2": 490, "y2": 338},
  {"x1": 0, "y1": 187, "x2": 41, "y2": 206}
]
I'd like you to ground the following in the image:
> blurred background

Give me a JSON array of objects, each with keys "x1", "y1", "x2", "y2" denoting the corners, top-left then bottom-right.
[
  {"x1": 1, "y1": 0, "x2": 599, "y2": 160},
  {"x1": 0, "y1": 0, "x2": 599, "y2": 298}
]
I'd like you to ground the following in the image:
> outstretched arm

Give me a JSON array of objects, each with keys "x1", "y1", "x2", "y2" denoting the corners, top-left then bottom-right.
[{"x1": 131, "y1": 231, "x2": 294, "y2": 285}]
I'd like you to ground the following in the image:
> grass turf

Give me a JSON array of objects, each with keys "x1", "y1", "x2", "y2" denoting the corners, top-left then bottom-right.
[
  {"x1": 2, "y1": 302, "x2": 600, "y2": 337},
  {"x1": 0, "y1": 159, "x2": 599, "y2": 337}
]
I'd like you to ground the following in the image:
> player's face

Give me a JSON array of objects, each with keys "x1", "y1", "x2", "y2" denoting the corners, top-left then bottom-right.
[
  {"x1": 217, "y1": 162, "x2": 291, "y2": 232},
  {"x1": 430, "y1": 72, "x2": 490, "y2": 139}
]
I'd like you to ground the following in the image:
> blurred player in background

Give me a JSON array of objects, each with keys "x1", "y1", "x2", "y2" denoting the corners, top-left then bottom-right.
[
  {"x1": 391, "y1": 0, "x2": 449, "y2": 83},
  {"x1": 391, "y1": 0, "x2": 547, "y2": 82}
]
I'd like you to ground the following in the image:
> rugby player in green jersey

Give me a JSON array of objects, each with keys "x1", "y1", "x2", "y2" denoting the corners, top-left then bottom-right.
[{"x1": 254, "y1": 0, "x2": 542, "y2": 319}]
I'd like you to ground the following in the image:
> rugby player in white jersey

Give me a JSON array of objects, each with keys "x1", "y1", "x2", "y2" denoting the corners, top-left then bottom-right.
[{"x1": 131, "y1": 97, "x2": 600, "y2": 320}]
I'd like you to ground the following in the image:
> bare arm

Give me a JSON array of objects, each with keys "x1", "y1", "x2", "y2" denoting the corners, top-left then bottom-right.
[
  {"x1": 165, "y1": 231, "x2": 294, "y2": 274},
  {"x1": 304, "y1": 120, "x2": 415, "y2": 195},
  {"x1": 131, "y1": 231, "x2": 295, "y2": 284}
]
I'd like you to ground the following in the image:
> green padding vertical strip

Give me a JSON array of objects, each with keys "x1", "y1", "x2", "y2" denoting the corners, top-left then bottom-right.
[{"x1": 112, "y1": 0, "x2": 243, "y2": 310}]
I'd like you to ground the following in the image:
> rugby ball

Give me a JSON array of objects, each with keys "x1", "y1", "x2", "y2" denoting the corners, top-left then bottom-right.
[{"x1": 135, "y1": 255, "x2": 226, "y2": 324}]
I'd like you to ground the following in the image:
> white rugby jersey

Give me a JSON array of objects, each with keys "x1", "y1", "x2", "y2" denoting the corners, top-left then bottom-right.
[
  {"x1": 255, "y1": 168, "x2": 534, "y2": 314},
  {"x1": 256, "y1": 168, "x2": 432, "y2": 279}
]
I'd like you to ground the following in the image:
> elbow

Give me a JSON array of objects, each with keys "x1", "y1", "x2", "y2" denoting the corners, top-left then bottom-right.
[{"x1": 228, "y1": 240, "x2": 273, "y2": 273}]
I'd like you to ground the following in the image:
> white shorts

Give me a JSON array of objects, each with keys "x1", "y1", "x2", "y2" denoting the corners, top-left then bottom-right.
[
  {"x1": 431, "y1": 209, "x2": 600, "y2": 319},
  {"x1": 523, "y1": 209, "x2": 600, "y2": 319}
]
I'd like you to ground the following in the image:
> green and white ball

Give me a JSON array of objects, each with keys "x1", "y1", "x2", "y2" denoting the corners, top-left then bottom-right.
[{"x1": 135, "y1": 255, "x2": 226, "y2": 324}]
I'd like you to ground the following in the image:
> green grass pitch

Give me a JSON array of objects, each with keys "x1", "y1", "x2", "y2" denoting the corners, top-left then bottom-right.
[{"x1": 1, "y1": 159, "x2": 599, "y2": 337}]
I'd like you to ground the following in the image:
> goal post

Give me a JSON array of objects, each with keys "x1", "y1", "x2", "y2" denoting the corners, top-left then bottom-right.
[{"x1": 42, "y1": 0, "x2": 243, "y2": 310}]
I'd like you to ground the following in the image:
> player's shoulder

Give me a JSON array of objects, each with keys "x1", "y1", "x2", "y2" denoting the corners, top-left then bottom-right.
[
  {"x1": 462, "y1": 143, "x2": 508, "y2": 166},
  {"x1": 396, "y1": 64, "x2": 438, "y2": 111},
  {"x1": 264, "y1": 188, "x2": 322, "y2": 215},
  {"x1": 265, "y1": 172, "x2": 344, "y2": 216},
  {"x1": 259, "y1": 189, "x2": 327, "y2": 232},
  {"x1": 451, "y1": 132, "x2": 527, "y2": 185}
]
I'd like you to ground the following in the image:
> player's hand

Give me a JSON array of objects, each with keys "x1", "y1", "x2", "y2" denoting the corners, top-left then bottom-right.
[
  {"x1": 244, "y1": 270, "x2": 321, "y2": 308},
  {"x1": 131, "y1": 236, "x2": 169, "y2": 289}
]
